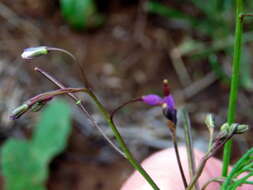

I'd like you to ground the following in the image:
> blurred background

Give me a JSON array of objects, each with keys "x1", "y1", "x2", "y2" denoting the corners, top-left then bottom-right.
[{"x1": 0, "y1": 0, "x2": 253, "y2": 189}]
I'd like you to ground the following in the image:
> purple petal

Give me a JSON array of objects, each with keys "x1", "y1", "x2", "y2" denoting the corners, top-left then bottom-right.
[
  {"x1": 141, "y1": 94, "x2": 163, "y2": 106},
  {"x1": 163, "y1": 95, "x2": 175, "y2": 109}
]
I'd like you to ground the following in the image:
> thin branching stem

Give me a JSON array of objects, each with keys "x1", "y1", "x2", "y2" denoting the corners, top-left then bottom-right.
[
  {"x1": 35, "y1": 67, "x2": 125, "y2": 157},
  {"x1": 86, "y1": 90, "x2": 160, "y2": 190},
  {"x1": 46, "y1": 47, "x2": 77, "y2": 61},
  {"x1": 35, "y1": 66, "x2": 159, "y2": 190},
  {"x1": 30, "y1": 47, "x2": 160, "y2": 190},
  {"x1": 46, "y1": 46, "x2": 92, "y2": 90},
  {"x1": 110, "y1": 98, "x2": 142, "y2": 121},
  {"x1": 201, "y1": 177, "x2": 224, "y2": 190}
]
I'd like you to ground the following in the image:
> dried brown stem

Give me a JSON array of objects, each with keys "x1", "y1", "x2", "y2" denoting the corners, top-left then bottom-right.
[
  {"x1": 110, "y1": 98, "x2": 142, "y2": 121},
  {"x1": 168, "y1": 121, "x2": 188, "y2": 188}
]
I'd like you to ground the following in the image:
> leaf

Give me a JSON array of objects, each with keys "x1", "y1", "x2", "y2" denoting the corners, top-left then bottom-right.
[
  {"x1": 1, "y1": 100, "x2": 71, "y2": 190},
  {"x1": 32, "y1": 100, "x2": 71, "y2": 163},
  {"x1": 145, "y1": 1, "x2": 190, "y2": 20},
  {"x1": 60, "y1": 0, "x2": 104, "y2": 29},
  {"x1": 1, "y1": 140, "x2": 47, "y2": 190},
  {"x1": 144, "y1": 1, "x2": 220, "y2": 36},
  {"x1": 222, "y1": 148, "x2": 253, "y2": 190}
]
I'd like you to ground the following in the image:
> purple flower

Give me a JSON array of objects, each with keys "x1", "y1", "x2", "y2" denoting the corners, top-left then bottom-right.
[
  {"x1": 141, "y1": 80, "x2": 175, "y2": 108},
  {"x1": 141, "y1": 94, "x2": 175, "y2": 108},
  {"x1": 141, "y1": 80, "x2": 177, "y2": 123}
]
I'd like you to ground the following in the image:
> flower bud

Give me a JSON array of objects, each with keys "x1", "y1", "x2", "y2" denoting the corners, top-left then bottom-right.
[
  {"x1": 232, "y1": 123, "x2": 249, "y2": 134},
  {"x1": 220, "y1": 123, "x2": 230, "y2": 132},
  {"x1": 10, "y1": 104, "x2": 29, "y2": 120},
  {"x1": 141, "y1": 94, "x2": 162, "y2": 106},
  {"x1": 205, "y1": 114, "x2": 215, "y2": 129},
  {"x1": 21, "y1": 46, "x2": 48, "y2": 59},
  {"x1": 220, "y1": 122, "x2": 249, "y2": 135}
]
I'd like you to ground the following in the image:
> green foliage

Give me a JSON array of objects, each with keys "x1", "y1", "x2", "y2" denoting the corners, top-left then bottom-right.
[
  {"x1": 145, "y1": 1, "x2": 191, "y2": 20},
  {"x1": 60, "y1": 0, "x2": 104, "y2": 29},
  {"x1": 145, "y1": 0, "x2": 253, "y2": 90},
  {"x1": 222, "y1": 147, "x2": 253, "y2": 190},
  {"x1": 1, "y1": 100, "x2": 71, "y2": 190}
]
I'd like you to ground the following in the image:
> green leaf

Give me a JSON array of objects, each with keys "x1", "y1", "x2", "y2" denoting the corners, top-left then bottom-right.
[
  {"x1": 145, "y1": 1, "x2": 190, "y2": 20},
  {"x1": 1, "y1": 100, "x2": 71, "y2": 190},
  {"x1": 144, "y1": 1, "x2": 220, "y2": 36},
  {"x1": 32, "y1": 100, "x2": 71, "y2": 163},
  {"x1": 1, "y1": 140, "x2": 47, "y2": 190},
  {"x1": 60, "y1": 0, "x2": 104, "y2": 29},
  {"x1": 222, "y1": 148, "x2": 253, "y2": 190}
]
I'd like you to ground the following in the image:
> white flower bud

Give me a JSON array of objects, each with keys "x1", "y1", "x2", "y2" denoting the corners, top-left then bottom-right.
[
  {"x1": 21, "y1": 46, "x2": 48, "y2": 59},
  {"x1": 205, "y1": 114, "x2": 215, "y2": 129}
]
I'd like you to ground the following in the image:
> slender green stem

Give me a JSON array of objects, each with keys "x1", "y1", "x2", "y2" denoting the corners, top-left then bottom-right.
[
  {"x1": 222, "y1": 0, "x2": 244, "y2": 177},
  {"x1": 35, "y1": 67, "x2": 125, "y2": 157},
  {"x1": 181, "y1": 109, "x2": 198, "y2": 190},
  {"x1": 87, "y1": 91, "x2": 160, "y2": 190}
]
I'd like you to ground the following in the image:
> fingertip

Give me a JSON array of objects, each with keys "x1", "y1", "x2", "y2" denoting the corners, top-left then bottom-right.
[{"x1": 121, "y1": 147, "x2": 223, "y2": 190}]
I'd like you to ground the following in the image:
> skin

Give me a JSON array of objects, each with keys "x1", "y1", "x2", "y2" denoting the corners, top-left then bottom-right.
[{"x1": 121, "y1": 147, "x2": 252, "y2": 190}]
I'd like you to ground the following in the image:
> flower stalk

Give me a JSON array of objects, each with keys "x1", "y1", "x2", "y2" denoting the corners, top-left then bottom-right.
[
  {"x1": 20, "y1": 46, "x2": 160, "y2": 190},
  {"x1": 167, "y1": 120, "x2": 188, "y2": 188},
  {"x1": 222, "y1": 0, "x2": 244, "y2": 177},
  {"x1": 86, "y1": 90, "x2": 160, "y2": 190},
  {"x1": 34, "y1": 67, "x2": 125, "y2": 157},
  {"x1": 10, "y1": 88, "x2": 86, "y2": 120}
]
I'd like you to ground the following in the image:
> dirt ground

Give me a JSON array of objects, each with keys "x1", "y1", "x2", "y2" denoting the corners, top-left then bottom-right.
[{"x1": 0, "y1": 1, "x2": 253, "y2": 190}]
